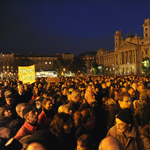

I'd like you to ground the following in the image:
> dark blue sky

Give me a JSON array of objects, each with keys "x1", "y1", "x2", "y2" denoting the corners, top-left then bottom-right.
[{"x1": 0, "y1": 0, "x2": 150, "y2": 56}]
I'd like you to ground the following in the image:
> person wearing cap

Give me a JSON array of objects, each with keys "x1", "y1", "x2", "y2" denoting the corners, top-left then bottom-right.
[
  {"x1": 34, "y1": 96, "x2": 43, "y2": 114},
  {"x1": 107, "y1": 108, "x2": 144, "y2": 150},
  {"x1": 0, "y1": 90, "x2": 17, "y2": 119},
  {"x1": 14, "y1": 105, "x2": 39, "y2": 141},
  {"x1": 22, "y1": 130, "x2": 61, "y2": 150},
  {"x1": 107, "y1": 91, "x2": 132, "y2": 130}
]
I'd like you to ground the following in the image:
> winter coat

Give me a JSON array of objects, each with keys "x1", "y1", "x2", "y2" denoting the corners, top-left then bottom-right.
[
  {"x1": 107, "y1": 124, "x2": 144, "y2": 150},
  {"x1": 14, "y1": 121, "x2": 38, "y2": 141}
]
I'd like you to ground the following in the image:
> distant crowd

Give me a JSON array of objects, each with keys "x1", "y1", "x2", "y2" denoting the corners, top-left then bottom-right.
[{"x1": 0, "y1": 75, "x2": 150, "y2": 150}]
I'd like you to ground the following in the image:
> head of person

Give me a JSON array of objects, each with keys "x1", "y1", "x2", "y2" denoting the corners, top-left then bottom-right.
[
  {"x1": 18, "y1": 84, "x2": 24, "y2": 94},
  {"x1": 23, "y1": 105, "x2": 38, "y2": 125},
  {"x1": 99, "y1": 136, "x2": 120, "y2": 150},
  {"x1": 33, "y1": 87, "x2": 39, "y2": 96},
  {"x1": 35, "y1": 97, "x2": 43, "y2": 110},
  {"x1": 42, "y1": 96, "x2": 55, "y2": 111},
  {"x1": 106, "y1": 81, "x2": 111, "y2": 88},
  {"x1": 24, "y1": 83, "x2": 28, "y2": 91},
  {"x1": 118, "y1": 92, "x2": 132, "y2": 109},
  {"x1": 58, "y1": 104, "x2": 73, "y2": 115},
  {"x1": 4, "y1": 91, "x2": 14, "y2": 106},
  {"x1": 138, "y1": 83, "x2": 144, "y2": 93},
  {"x1": 84, "y1": 90, "x2": 96, "y2": 106},
  {"x1": 102, "y1": 97, "x2": 108, "y2": 106},
  {"x1": 25, "y1": 130, "x2": 61, "y2": 150},
  {"x1": 101, "y1": 82, "x2": 107, "y2": 89},
  {"x1": 128, "y1": 87, "x2": 135, "y2": 99},
  {"x1": 115, "y1": 108, "x2": 133, "y2": 133},
  {"x1": 38, "y1": 82, "x2": 43, "y2": 89},
  {"x1": 62, "y1": 87, "x2": 68, "y2": 96},
  {"x1": 3, "y1": 105, "x2": 12, "y2": 118},
  {"x1": 132, "y1": 82, "x2": 137, "y2": 90},
  {"x1": 71, "y1": 90, "x2": 81, "y2": 103},
  {"x1": 16, "y1": 103, "x2": 28, "y2": 118},
  {"x1": 4, "y1": 81, "x2": 8, "y2": 87},
  {"x1": 0, "y1": 88, "x2": 4, "y2": 98},
  {"x1": 50, "y1": 113, "x2": 73, "y2": 137},
  {"x1": 77, "y1": 134, "x2": 95, "y2": 150},
  {"x1": 140, "y1": 89, "x2": 149, "y2": 106},
  {"x1": 74, "y1": 109, "x2": 95, "y2": 128}
]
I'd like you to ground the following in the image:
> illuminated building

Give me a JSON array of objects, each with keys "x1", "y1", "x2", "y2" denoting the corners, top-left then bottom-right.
[{"x1": 96, "y1": 18, "x2": 150, "y2": 75}]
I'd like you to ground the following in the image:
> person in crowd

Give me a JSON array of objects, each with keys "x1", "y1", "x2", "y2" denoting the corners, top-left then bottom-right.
[
  {"x1": 134, "y1": 89, "x2": 150, "y2": 127},
  {"x1": 74, "y1": 109, "x2": 96, "y2": 140},
  {"x1": 107, "y1": 91, "x2": 132, "y2": 130},
  {"x1": 0, "y1": 88, "x2": 5, "y2": 107},
  {"x1": 0, "y1": 105, "x2": 12, "y2": 118},
  {"x1": 58, "y1": 104, "x2": 73, "y2": 115},
  {"x1": 31, "y1": 87, "x2": 39, "y2": 100},
  {"x1": 128, "y1": 87, "x2": 135, "y2": 101},
  {"x1": 131, "y1": 82, "x2": 140, "y2": 100},
  {"x1": 14, "y1": 105, "x2": 39, "y2": 141},
  {"x1": 99, "y1": 136, "x2": 120, "y2": 150},
  {"x1": 56, "y1": 87, "x2": 68, "y2": 108},
  {"x1": 50, "y1": 113, "x2": 76, "y2": 150},
  {"x1": 141, "y1": 123, "x2": 150, "y2": 150},
  {"x1": 23, "y1": 130, "x2": 61, "y2": 150},
  {"x1": 78, "y1": 89, "x2": 97, "y2": 112},
  {"x1": 100, "y1": 82, "x2": 109, "y2": 99},
  {"x1": 67, "y1": 90, "x2": 81, "y2": 113},
  {"x1": 38, "y1": 96, "x2": 56, "y2": 129},
  {"x1": 107, "y1": 108, "x2": 144, "y2": 150},
  {"x1": 76, "y1": 134, "x2": 95, "y2": 150},
  {"x1": 34, "y1": 96, "x2": 43, "y2": 114},
  {"x1": 107, "y1": 91, "x2": 116, "y2": 106},
  {"x1": 24, "y1": 83, "x2": 32, "y2": 101},
  {"x1": 15, "y1": 103, "x2": 28, "y2": 127},
  {"x1": 15, "y1": 84, "x2": 29, "y2": 104},
  {"x1": 0, "y1": 91, "x2": 17, "y2": 119}
]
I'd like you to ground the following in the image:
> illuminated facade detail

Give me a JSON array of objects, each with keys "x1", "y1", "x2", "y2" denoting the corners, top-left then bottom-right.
[
  {"x1": 96, "y1": 18, "x2": 150, "y2": 75},
  {"x1": 0, "y1": 53, "x2": 74, "y2": 74}
]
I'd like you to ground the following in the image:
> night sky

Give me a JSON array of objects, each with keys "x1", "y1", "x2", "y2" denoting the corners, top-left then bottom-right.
[{"x1": 0, "y1": 0, "x2": 150, "y2": 57}]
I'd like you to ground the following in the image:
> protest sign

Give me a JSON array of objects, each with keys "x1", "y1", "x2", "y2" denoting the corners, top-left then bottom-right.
[{"x1": 18, "y1": 65, "x2": 35, "y2": 84}]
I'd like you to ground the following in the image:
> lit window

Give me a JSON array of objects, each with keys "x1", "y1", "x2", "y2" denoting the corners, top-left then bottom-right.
[
  {"x1": 49, "y1": 62, "x2": 51, "y2": 64},
  {"x1": 45, "y1": 62, "x2": 47, "y2": 64},
  {"x1": 3, "y1": 66, "x2": 5, "y2": 69},
  {"x1": 7, "y1": 66, "x2": 9, "y2": 69}
]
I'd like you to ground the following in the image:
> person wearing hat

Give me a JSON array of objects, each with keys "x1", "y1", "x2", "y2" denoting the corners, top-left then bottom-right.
[
  {"x1": 0, "y1": 91, "x2": 17, "y2": 119},
  {"x1": 107, "y1": 108, "x2": 144, "y2": 150},
  {"x1": 22, "y1": 130, "x2": 61, "y2": 150},
  {"x1": 14, "y1": 105, "x2": 39, "y2": 141}
]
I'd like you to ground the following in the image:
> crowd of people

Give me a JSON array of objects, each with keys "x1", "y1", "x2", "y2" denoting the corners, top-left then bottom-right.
[{"x1": 0, "y1": 75, "x2": 150, "y2": 150}]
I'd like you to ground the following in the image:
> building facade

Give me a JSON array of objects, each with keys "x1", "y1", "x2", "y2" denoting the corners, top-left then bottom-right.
[
  {"x1": 0, "y1": 52, "x2": 74, "y2": 79},
  {"x1": 96, "y1": 18, "x2": 150, "y2": 75},
  {"x1": 77, "y1": 51, "x2": 96, "y2": 75}
]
